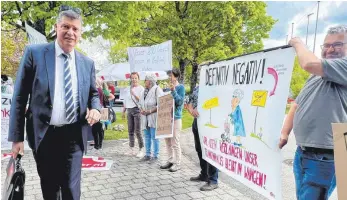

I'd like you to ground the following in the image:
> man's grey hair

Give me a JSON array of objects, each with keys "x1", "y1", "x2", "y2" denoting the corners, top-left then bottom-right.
[
  {"x1": 327, "y1": 25, "x2": 347, "y2": 34},
  {"x1": 56, "y1": 10, "x2": 83, "y2": 24}
]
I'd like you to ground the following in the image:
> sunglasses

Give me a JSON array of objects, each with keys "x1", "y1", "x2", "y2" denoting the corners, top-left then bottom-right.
[{"x1": 59, "y1": 5, "x2": 82, "y2": 15}]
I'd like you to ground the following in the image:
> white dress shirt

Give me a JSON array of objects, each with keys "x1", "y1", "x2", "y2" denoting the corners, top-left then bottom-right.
[
  {"x1": 50, "y1": 41, "x2": 79, "y2": 125},
  {"x1": 124, "y1": 85, "x2": 144, "y2": 109}
]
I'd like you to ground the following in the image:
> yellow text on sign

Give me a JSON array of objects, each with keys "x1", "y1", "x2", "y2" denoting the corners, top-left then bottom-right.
[
  {"x1": 202, "y1": 97, "x2": 219, "y2": 110},
  {"x1": 251, "y1": 90, "x2": 268, "y2": 107}
]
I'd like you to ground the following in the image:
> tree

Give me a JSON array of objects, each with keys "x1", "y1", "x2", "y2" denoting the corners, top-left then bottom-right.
[
  {"x1": 1, "y1": 1, "x2": 148, "y2": 76},
  {"x1": 1, "y1": 1, "x2": 147, "y2": 41},
  {"x1": 1, "y1": 23, "x2": 27, "y2": 78},
  {"x1": 290, "y1": 57, "x2": 310, "y2": 98},
  {"x1": 108, "y1": 1, "x2": 275, "y2": 91}
]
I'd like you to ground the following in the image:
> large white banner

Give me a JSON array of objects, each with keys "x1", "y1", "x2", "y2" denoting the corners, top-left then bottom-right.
[
  {"x1": 25, "y1": 23, "x2": 48, "y2": 44},
  {"x1": 198, "y1": 47, "x2": 295, "y2": 200},
  {"x1": 127, "y1": 40, "x2": 172, "y2": 72}
]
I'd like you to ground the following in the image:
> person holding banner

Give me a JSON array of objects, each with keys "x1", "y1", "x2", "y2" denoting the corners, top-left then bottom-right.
[
  {"x1": 160, "y1": 69, "x2": 185, "y2": 172},
  {"x1": 139, "y1": 73, "x2": 163, "y2": 163},
  {"x1": 123, "y1": 72, "x2": 145, "y2": 157},
  {"x1": 8, "y1": 6, "x2": 101, "y2": 200},
  {"x1": 280, "y1": 25, "x2": 347, "y2": 200},
  {"x1": 187, "y1": 85, "x2": 219, "y2": 191}
]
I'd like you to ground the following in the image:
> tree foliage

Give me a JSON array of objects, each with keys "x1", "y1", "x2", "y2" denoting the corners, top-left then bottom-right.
[
  {"x1": 290, "y1": 57, "x2": 310, "y2": 98},
  {"x1": 1, "y1": 23, "x2": 27, "y2": 78},
  {"x1": 2, "y1": 1, "x2": 275, "y2": 91},
  {"x1": 108, "y1": 1, "x2": 276, "y2": 90}
]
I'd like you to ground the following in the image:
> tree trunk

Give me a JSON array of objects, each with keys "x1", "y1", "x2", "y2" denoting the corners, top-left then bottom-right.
[
  {"x1": 178, "y1": 58, "x2": 188, "y2": 84},
  {"x1": 190, "y1": 61, "x2": 199, "y2": 93}
]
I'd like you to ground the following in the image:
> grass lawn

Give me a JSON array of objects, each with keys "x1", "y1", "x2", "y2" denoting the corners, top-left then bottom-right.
[
  {"x1": 105, "y1": 105, "x2": 289, "y2": 140},
  {"x1": 104, "y1": 109, "x2": 194, "y2": 140}
]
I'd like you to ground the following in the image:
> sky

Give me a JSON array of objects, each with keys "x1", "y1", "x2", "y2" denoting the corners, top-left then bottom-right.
[
  {"x1": 264, "y1": 1, "x2": 347, "y2": 57},
  {"x1": 80, "y1": 1, "x2": 347, "y2": 70}
]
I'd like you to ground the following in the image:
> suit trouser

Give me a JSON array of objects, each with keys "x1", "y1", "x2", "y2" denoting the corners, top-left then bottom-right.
[
  {"x1": 33, "y1": 123, "x2": 83, "y2": 200},
  {"x1": 165, "y1": 119, "x2": 182, "y2": 165}
]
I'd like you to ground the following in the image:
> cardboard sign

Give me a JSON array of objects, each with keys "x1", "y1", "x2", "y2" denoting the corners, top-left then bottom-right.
[
  {"x1": 100, "y1": 108, "x2": 109, "y2": 121},
  {"x1": 155, "y1": 93, "x2": 174, "y2": 139},
  {"x1": 198, "y1": 46, "x2": 295, "y2": 199},
  {"x1": 332, "y1": 123, "x2": 347, "y2": 200}
]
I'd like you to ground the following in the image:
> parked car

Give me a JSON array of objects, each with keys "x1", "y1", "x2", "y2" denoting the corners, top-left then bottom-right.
[{"x1": 113, "y1": 87, "x2": 124, "y2": 107}]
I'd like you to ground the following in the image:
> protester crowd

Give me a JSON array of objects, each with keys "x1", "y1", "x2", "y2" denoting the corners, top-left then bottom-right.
[{"x1": 4, "y1": 4, "x2": 347, "y2": 200}]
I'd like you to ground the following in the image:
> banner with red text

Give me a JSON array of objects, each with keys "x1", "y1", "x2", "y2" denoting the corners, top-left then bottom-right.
[
  {"x1": 82, "y1": 156, "x2": 114, "y2": 171},
  {"x1": 198, "y1": 46, "x2": 295, "y2": 200},
  {"x1": 1, "y1": 93, "x2": 30, "y2": 150}
]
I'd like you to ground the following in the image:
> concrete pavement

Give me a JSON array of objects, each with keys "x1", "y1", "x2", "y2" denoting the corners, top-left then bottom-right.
[{"x1": 1, "y1": 110, "x2": 338, "y2": 199}]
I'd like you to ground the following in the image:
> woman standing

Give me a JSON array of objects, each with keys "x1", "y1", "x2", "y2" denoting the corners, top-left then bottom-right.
[
  {"x1": 123, "y1": 72, "x2": 145, "y2": 157},
  {"x1": 91, "y1": 78, "x2": 106, "y2": 150},
  {"x1": 160, "y1": 69, "x2": 185, "y2": 172},
  {"x1": 139, "y1": 73, "x2": 163, "y2": 164}
]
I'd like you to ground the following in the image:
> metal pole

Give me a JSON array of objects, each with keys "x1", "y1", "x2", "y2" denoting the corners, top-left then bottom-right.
[
  {"x1": 306, "y1": 13, "x2": 314, "y2": 45},
  {"x1": 286, "y1": 34, "x2": 288, "y2": 44},
  {"x1": 313, "y1": 1, "x2": 320, "y2": 53},
  {"x1": 291, "y1": 23, "x2": 294, "y2": 38}
]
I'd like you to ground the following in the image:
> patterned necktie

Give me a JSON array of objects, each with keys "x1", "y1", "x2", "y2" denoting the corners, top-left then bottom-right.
[{"x1": 62, "y1": 53, "x2": 75, "y2": 124}]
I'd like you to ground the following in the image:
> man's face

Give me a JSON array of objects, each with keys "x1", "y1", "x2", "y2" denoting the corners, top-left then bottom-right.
[
  {"x1": 321, "y1": 33, "x2": 347, "y2": 59},
  {"x1": 54, "y1": 16, "x2": 81, "y2": 53}
]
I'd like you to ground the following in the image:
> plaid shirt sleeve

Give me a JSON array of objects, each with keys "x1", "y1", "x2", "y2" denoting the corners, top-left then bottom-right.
[{"x1": 188, "y1": 86, "x2": 199, "y2": 109}]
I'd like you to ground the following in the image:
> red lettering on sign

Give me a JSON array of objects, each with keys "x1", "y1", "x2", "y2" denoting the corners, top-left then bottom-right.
[
  {"x1": 243, "y1": 166, "x2": 266, "y2": 188},
  {"x1": 244, "y1": 150, "x2": 258, "y2": 167},
  {"x1": 1, "y1": 108, "x2": 10, "y2": 118}
]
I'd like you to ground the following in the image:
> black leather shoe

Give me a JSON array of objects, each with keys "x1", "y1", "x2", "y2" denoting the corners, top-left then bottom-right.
[
  {"x1": 160, "y1": 162, "x2": 173, "y2": 169},
  {"x1": 190, "y1": 175, "x2": 208, "y2": 182}
]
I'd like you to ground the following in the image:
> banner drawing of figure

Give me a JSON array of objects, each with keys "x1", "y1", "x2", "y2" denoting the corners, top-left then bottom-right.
[{"x1": 229, "y1": 89, "x2": 246, "y2": 146}]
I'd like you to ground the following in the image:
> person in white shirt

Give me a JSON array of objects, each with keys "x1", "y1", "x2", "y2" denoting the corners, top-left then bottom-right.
[{"x1": 122, "y1": 72, "x2": 145, "y2": 157}]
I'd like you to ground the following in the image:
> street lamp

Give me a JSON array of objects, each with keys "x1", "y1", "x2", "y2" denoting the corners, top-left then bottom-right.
[{"x1": 306, "y1": 13, "x2": 314, "y2": 45}]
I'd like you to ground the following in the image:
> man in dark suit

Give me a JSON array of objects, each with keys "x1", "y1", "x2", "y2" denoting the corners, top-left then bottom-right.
[{"x1": 8, "y1": 6, "x2": 101, "y2": 200}]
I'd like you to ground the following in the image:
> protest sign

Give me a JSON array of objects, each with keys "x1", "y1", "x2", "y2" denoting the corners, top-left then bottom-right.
[
  {"x1": 332, "y1": 123, "x2": 347, "y2": 200},
  {"x1": 156, "y1": 93, "x2": 174, "y2": 139},
  {"x1": 25, "y1": 23, "x2": 48, "y2": 44},
  {"x1": 128, "y1": 40, "x2": 172, "y2": 72},
  {"x1": 1, "y1": 93, "x2": 31, "y2": 150},
  {"x1": 2, "y1": 93, "x2": 13, "y2": 150},
  {"x1": 82, "y1": 156, "x2": 114, "y2": 171},
  {"x1": 198, "y1": 46, "x2": 295, "y2": 199},
  {"x1": 100, "y1": 108, "x2": 109, "y2": 121}
]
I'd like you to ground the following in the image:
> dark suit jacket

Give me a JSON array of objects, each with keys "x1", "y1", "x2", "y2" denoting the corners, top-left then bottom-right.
[{"x1": 8, "y1": 42, "x2": 101, "y2": 152}]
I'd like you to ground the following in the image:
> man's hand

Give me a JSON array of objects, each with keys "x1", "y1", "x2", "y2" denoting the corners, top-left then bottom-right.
[
  {"x1": 278, "y1": 133, "x2": 289, "y2": 149},
  {"x1": 86, "y1": 108, "x2": 101, "y2": 126},
  {"x1": 12, "y1": 142, "x2": 24, "y2": 158},
  {"x1": 122, "y1": 112, "x2": 126, "y2": 120},
  {"x1": 289, "y1": 37, "x2": 305, "y2": 49},
  {"x1": 191, "y1": 108, "x2": 199, "y2": 118}
]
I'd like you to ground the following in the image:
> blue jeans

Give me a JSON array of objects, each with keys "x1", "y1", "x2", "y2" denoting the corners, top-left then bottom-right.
[
  {"x1": 144, "y1": 127, "x2": 159, "y2": 158},
  {"x1": 293, "y1": 146, "x2": 336, "y2": 200}
]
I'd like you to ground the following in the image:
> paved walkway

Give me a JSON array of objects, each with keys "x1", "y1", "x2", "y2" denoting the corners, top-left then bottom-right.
[{"x1": 1, "y1": 131, "x2": 254, "y2": 200}]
